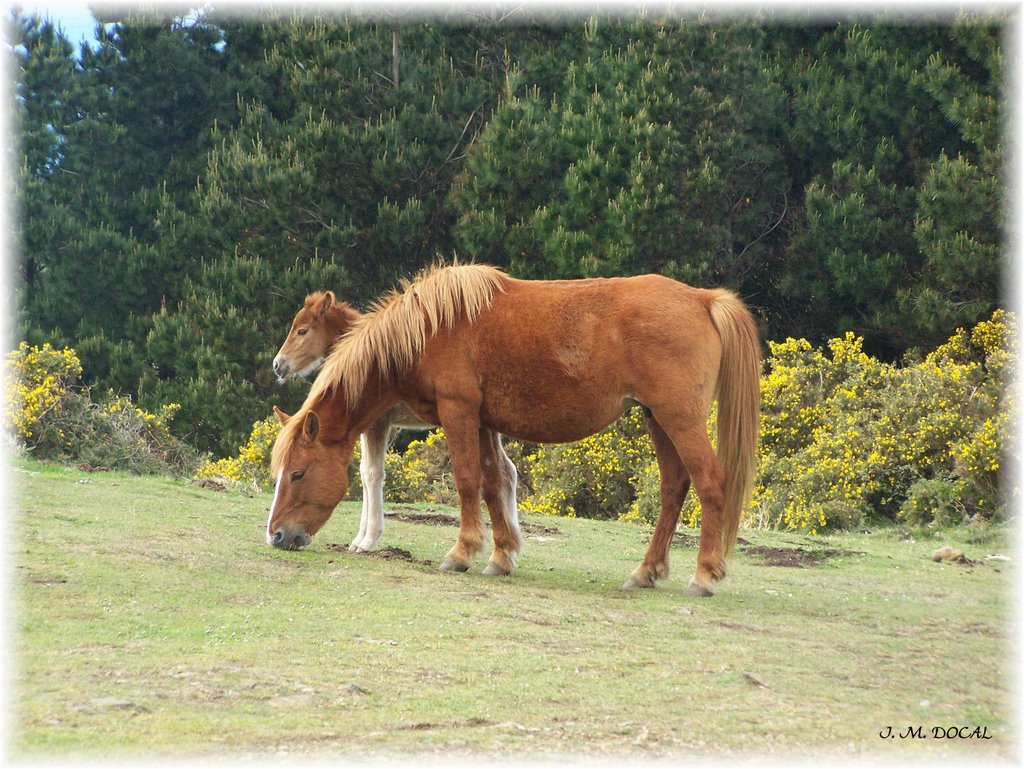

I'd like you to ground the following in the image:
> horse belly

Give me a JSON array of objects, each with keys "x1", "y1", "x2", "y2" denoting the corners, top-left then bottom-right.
[
  {"x1": 480, "y1": 391, "x2": 629, "y2": 444},
  {"x1": 476, "y1": 349, "x2": 630, "y2": 443}
]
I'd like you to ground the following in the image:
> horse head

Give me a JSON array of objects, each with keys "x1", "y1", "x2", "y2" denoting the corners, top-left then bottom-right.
[
  {"x1": 273, "y1": 291, "x2": 360, "y2": 383},
  {"x1": 266, "y1": 406, "x2": 356, "y2": 550}
]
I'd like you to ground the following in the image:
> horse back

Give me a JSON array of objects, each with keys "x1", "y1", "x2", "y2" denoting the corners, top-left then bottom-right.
[{"x1": 407, "y1": 273, "x2": 724, "y2": 443}]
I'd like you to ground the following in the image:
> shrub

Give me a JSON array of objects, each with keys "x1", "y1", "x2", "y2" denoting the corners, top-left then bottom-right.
[
  {"x1": 382, "y1": 429, "x2": 535, "y2": 507},
  {"x1": 4, "y1": 343, "x2": 197, "y2": 475},
  {"x1": 4, "y1": 342, "x2": 82, "y2": 443},
  {"x1": 195, "y1": 415, "x2": 281, "y2": 491},
  {"x1": 384, "y1": 428, "x2": 457, "y2": 505},
  {"x1": 518, "y1": 408, "x2": 653, "y2": 519},
  {"x1": 899, "y1": 476, "x2": 981, "y2": 528},
  {"x1": 756, "y1": 310, "x2": 1016, "y2": 531}
]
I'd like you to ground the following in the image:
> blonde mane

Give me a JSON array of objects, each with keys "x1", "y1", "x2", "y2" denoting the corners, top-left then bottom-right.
[
  {"x1": 274, "y1": 262, "x2": 506, "y2": 475},
  {"x1": 271, "y1": 410, "x2": 306, "y2": 476},
  {"x1": 271, "y1": 263, "x2": 507, "y2": 476}
]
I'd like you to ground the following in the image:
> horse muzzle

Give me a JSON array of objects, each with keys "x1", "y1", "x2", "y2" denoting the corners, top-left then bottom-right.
[
  {"x1": 272, "y1": 354, "x2": 291, "y2": 383},
  {"x1": 268, "y1": 524, "x2": 312, "y2": 550}
]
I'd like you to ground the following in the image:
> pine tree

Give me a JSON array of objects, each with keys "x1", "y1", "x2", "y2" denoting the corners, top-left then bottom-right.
[
  {"x1": 451, "y1": 18, "x2": 790, "y2": 295},
  {"x1": 13, "y1": 8, "x2": 236, "y2": 380},
  {"x1": 779, "y1": 18, "x2": 1004, "y2": 354},
  {"x1": 907, "y1": 17, "x2": 1003, "y2": 343},
  {"x1": 12, "y1": 13, "x2": 81, "y2": 345},
  {"x1": 131, "y1": 12, "x2": 551, "y2": 452}
]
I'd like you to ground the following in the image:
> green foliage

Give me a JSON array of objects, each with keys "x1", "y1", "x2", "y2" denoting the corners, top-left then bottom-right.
[
  {"x1": 756, "y1": 310, "x2": 1016, "y2": 530},
  {"x1": 781, "y1": 21, "x2": 1004, "y2": 352},
  {"x1": 452, "y1": 20, "x2": 789, "y2": 288},
  {"x1": 383, "y1": 429, "x2": 457, "y2": 505},
  {"x1": 4, "y1": 342, "x2": 83, "y2": 442},
  {"x1": 900, "y1": 476, "x2": 983, "y2": 529},
  {"x1": 517, "y1": 409, "x2": 653, "y2": 519}
]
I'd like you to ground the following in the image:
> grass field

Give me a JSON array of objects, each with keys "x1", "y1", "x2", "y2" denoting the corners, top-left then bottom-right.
[{"x1": 6, "y1": 457, "x2": 1018, "y2": 762}]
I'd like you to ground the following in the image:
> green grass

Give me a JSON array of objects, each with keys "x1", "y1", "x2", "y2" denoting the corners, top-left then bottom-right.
[{"x1": 7, "y1": 458, "x2": 1017, "y2": 761}]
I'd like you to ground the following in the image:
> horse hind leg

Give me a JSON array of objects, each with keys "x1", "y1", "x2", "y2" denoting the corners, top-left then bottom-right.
[
  {"x1": 480, "y1": 431, "x2": 523, "y2": 576},
  {"x1": 623, "y1": 411, "x2": 691, "y2": 590},
  {"x1": 654, "y1": 414, "x2": 727, "y2": 597}
]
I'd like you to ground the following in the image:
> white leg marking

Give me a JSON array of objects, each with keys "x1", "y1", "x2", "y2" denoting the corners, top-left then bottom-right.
[
  {"x1": 498, "y1": 441, "x2": 522, "y2": 556},
  {"x1": 350, "y1": 433, "x2": 371, "y2": 551},
  {"x1": 267, "y1": 470, "x2": 284, "y2": 545},
  {"x1": 352, "y1": 420, "x2": 389, "y2": 552}
]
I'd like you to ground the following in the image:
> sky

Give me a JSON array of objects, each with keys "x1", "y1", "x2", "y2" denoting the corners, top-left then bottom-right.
[
  {"x1": 21, "y1": 1, "x2": 99, "y2": 46},
  {"x1": 21, "y1": 0, "x2": 1024, "y2": 38}
]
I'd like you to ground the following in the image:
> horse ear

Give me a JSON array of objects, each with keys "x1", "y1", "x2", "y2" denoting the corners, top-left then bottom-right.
[
  {"x1": 302, "y1": 411, "x2": 320, "y2": 443},
  {"x1": 315, "y1": 291, "x2": 335, "y2": 318},
  {"x1": 273, "y1": 405, "x2": 291, "y2": 425}
]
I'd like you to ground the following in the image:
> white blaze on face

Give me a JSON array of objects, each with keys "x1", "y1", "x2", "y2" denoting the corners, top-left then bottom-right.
[{"x1": 267, "y1": 470, "x2": 284, "y2": 545}]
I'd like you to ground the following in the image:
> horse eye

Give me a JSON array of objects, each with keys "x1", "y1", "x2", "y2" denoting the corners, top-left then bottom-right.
[
  {"x1": 291, "y1": 471, "x2": 305, "y2": 482},
  {"x1": 297, "y1": 328, "x2": 309, "y2": 337}
]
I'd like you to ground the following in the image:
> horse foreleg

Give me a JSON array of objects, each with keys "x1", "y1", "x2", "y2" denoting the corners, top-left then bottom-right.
[
  {"x1": 624, "y1": 412, "x2": 691, "y2": 590},
  {"x1": 437, "y1": 407, "x2": 485, "y2": 572},
  {"x1": 479, "y1": 430, "x2": 522, "y2": 576},
  {"x1": 350, "y1": 418, "x2": 391, "y2": 553}
]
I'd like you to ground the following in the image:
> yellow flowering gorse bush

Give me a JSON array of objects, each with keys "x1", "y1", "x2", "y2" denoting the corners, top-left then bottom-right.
[
  {"x1": 384, "y1": 428, "x2": 456, "y2": 504},
  {"x1": 519, "y1": 407, "x2": 652, "y2": 519},
  {"x1": 755, "y1": 310, "x2": 1016, "y2": 530},
  {"x1": 5, "y1": 342, "x2": 195, "y2": 474},
  {"x1": 195, "y1": 415, "x2": 282, "y2": 490},
  {"x1": 5, "y1": 342, "x2": 82, "y2": 441}
]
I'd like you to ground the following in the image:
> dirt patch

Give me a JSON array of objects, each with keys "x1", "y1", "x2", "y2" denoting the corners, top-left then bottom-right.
[
  {"x1": 711, "y1": 619, "x2": 761, "y2": 633},
  {"x1": 742, "y1": 545, "x2": 863, "y2": 568},
  {"x1": 325, "y1": 543, "x2": 431, "y2": 566},
  {"x1": 400, "y1": 717, "x2": 493, "y2": 731},
  {"x1": 669, "y1": 533, "x2": 750, "y2": 549},
  {"x1": 670, "y1": 532, "x2": 699, "y2": 549},
  {"x1": 520, "y1": 520, "x2": 561, "y2": 535},
  {"x1": 370, "y1": 546, "x2": 429, "y2": 565},
  {"x1": 386, "y1": 511, "x2": 459, "y2": 527}
]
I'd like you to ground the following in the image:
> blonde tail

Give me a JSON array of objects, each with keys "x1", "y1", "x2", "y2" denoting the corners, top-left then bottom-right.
[{"x1": 708, "y1": 290, "x2": 761, "y2": 559}]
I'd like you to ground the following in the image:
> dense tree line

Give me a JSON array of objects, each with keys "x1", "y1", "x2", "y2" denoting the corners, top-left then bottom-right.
[{"x1": 11, "y1": 9, "x2": 1007, "y2": 454}]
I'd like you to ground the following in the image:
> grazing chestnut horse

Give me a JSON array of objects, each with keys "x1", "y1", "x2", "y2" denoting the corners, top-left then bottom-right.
[
  {"x1": 272, "y1": 290, "x2": 519, "y2": 555},
  {"x1": 268, "y1": 264, "x2": 760, "y2": 595}
]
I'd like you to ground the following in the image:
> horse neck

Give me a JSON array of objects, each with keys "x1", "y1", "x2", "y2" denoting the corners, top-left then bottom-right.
[
  {"x1": 319, "y1": 361, "x2": 399, "y2": 439},
  {"x1": 325, "y1": 303, "x2": 362, "y2": 341}
]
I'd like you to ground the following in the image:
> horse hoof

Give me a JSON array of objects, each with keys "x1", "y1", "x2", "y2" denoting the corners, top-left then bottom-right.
[
  {"x1": 482, "y1": 563, "x2": 511, "y2": 577},
  {"x1": 439, "y1": 557, "x2": 470, "y2": 573},
  {"x1": 686, "y1": 576, "x2": 715, "y2": 597}
]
